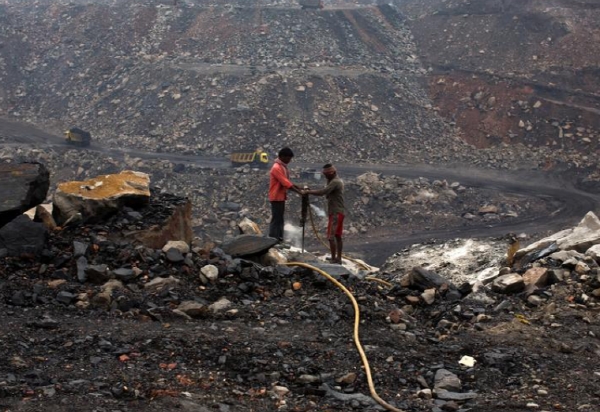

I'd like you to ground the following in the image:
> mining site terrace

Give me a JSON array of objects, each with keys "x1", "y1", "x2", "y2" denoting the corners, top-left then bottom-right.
[{"x1": 1, "y1": 0, "x2": 600, "y2": 411}]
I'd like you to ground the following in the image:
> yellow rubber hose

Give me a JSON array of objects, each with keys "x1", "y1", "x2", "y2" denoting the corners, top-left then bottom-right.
[
  {"x1": 284, "y1": 262, "x2": 405, "y2": 412},
  {"x1": 364, "y1": 276, "x2": 393, "y2": 288}
]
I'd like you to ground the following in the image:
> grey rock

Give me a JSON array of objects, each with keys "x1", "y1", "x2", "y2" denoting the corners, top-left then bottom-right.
[
  {"x1": 127, "y1": 211, "x2": 143, "y2": 220},
  {"x1": 73, "y1": 241, "x2": 88, "y2": 258},
  {"x1": 165, "y1": 247, "x2": 184, "y2": 263},
  {"x1": 0, "y1": 215, "x2": 47, "y2": 257},
  {"x1": 434, "y1": 369, "x2": 461, "y2": 392},
  {"x1": 85, "y1": 264, "x2": 111, "y2": 284},
  {"x1": 145, "y1": 276, "x2": 180, "y2": 292},
  {"x1": 113, "y1": 267, "x2": 136, "y2": 282},
  {"x1": 76, "y1": 256, "x2": 88, "y2": 283},
  {"x1": 409, "y1": 267, "x2": 457, "y2": 291},
  {"x1": 435, "y1": 389, "x2": 477, "y2": 401},
  {"x1": 222, "y1": 235, "x2": 278, "y2": 257},
  {"x1": 0, "y1": 162, "x2": 49, "y2": 228},
  {"x1": 56, "y1": 291, "x2": 76, "y2": 304},
  {"x1": 321, "y1": 383, "x2": 379, "y2": 407},
  {"x1": 219, "y1": 201, "x2": 241, "y2": 212},
  {"x1": 309, "y1": 262, "x2": 353, "y2": 280}
]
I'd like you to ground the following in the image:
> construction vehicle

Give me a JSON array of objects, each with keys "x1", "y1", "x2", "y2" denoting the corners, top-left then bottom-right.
[
  {"x1": 299, "y1": 0, "x2": 324, "y2": 10},
  {"x1": 64, "y1": 127, "x2": 91, "y2": 147},
  {"x1": 230, "y1": 149, "x2": 270, "y2": 168},
  {"x1": 299, "y1": 168, "x2": 322, "y2": 181}
]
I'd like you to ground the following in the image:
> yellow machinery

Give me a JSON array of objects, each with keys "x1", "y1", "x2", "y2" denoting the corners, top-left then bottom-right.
[
  {"x1": 64, "y1": 127, "x2": 91, "y2": 147},
  {"x1": 299, "y1": 0, "x2": 323, "y2": 9},
  {"x1": 230, "y1": 149, "x2": 269, "y2": 168}
]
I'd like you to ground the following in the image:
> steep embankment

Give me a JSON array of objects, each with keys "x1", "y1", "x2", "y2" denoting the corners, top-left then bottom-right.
[
  {"x1": 0, "y1": 1, "x2": 466, "y2": 165},
  {"x1": 2, "y1": 0, "x2": 599, "y2": 176}
]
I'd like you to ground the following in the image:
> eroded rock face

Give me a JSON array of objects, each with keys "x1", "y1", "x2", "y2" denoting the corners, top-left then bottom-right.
[
  {"x1": 0, "y1": 162, "x2": 49, "y2": 228},
  {"x1": 133, "y1": 200, "x2": 193, "y2": 249},
  {"x1": 52, "y1": 171, "x2": 150, "y2": 225}
]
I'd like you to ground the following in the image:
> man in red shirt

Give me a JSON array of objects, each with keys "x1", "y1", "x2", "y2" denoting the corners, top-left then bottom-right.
[{"x1": 269, "y1": 147, "x2": 302, "y2": 241}]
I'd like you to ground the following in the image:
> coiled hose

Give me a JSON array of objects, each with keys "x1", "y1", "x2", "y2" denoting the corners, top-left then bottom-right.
[{"x1": 283, "y1": 261, "x2": 405, "y2": 412}]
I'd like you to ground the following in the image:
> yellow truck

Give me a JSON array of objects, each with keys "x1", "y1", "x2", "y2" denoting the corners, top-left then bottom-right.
[
  {"x1": 299, "y1": 0, "x2": 323, "y2": 9},
  {"x1": 64, "y1": 127, "x2": 91, "y2": 147},
  {"x1": 230, "y1": 150, "x2": 270, "y2": 168}
]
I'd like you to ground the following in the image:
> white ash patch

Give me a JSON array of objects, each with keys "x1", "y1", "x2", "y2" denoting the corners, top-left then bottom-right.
[{"x1": 382, "y1": 237, "x2": 509, "y2": 286}]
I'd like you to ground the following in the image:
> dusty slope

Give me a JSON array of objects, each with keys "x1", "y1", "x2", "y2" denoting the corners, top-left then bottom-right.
[
  {"x1": 0, "y1": 1, "x2": 465, "y2": 165},
  {"x1": 2, "y1": 0, "x2": 600, "y2": 176},
  {"x1": 397, "y1": 0, "x2": 600, "y2": 178}
]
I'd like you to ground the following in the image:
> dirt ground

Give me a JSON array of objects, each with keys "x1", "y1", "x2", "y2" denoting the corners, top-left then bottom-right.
[{"x1": 1, "y1": 215, "x2": 600, "y2": 412}]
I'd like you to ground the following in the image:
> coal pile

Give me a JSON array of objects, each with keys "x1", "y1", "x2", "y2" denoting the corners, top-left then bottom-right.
[{"x1": 1, "y1": 183, "x2": 600, "y2": 411}]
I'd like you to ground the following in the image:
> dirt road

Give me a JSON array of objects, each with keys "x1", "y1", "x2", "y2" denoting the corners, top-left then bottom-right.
[{"x1": 2, "y1": 117, "x2": 599, "y2": 266}]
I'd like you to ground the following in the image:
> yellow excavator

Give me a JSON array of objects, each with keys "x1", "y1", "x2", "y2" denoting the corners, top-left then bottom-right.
[
  {"x1": 64, "y1": 127, "x2": 91, "y2": 147},
  {"x1": 230, "y1": 149, "x2": 270, "y2": 168},
  {"x1": 299, "y1": 0, "x2": 324, "y2": 9}
]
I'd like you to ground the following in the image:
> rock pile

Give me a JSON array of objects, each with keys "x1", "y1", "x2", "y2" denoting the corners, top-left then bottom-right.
[
  {"x1": 1, "y1": 0, "x2": 598, "y2": 179},
  {"x1": 400, "y1": 0, "x2": 600, "y2": 178}
]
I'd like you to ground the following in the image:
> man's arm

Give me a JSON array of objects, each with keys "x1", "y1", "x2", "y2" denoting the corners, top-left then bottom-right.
[
  {"x1": 306, "y1": 180, "x2": 338, "y2": 196},
  {"x1": 288, "y1": 182, "x2": 302, "y2": 194}
]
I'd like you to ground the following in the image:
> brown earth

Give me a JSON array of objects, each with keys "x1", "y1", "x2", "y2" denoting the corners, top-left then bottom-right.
[{"x1": 401, "y1": 0, "x2": 600, "y2": 174}]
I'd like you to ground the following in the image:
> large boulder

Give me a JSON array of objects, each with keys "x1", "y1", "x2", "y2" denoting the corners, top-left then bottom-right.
[
  {"x1": 52, "y1": 170, "x2": 150, "y2": 225},
  {"x1": 0, "y1": 162, "x2": 50, "y2": 228},
  {"x1": 515, "y1": 211, "x2": 600, "y2": 261},
  {"x1": 0, "y1": 215, "x2": 47, "y2": 256},
  {"x1": 221, "y1": 234, "x2": 278, "y2": 257},
  {"x1": 409, "y1": 267, "x2": 457, "y2": 291}
]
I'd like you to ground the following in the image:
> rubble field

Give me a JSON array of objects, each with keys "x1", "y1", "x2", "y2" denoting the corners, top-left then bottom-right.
[{"x1": 1, "y1": 189, "x2": 600, "y2": 412}]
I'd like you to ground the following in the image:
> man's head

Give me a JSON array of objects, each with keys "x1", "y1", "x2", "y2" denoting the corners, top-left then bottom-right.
[
  {"x1": 278, "y1": 147, "x2": 294, "y2": 164},
  {"x1": 322, "y1": 163, "x2": 337, "y2": 180}
]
